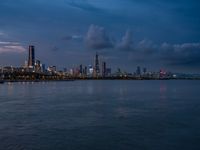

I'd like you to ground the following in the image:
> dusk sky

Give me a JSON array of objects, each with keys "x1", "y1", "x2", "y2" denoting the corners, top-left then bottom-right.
[{"x1": 0, "y1": 0, "x2": 200, "y2": 73}]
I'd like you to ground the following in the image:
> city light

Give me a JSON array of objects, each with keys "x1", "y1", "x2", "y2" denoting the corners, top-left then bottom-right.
[{"x1": 0, "y1": 45, "x2": 199, "y2": 82}]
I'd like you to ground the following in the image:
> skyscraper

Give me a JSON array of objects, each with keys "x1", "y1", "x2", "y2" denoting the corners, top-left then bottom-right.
[
  {"x1": 94, "y1": 52, "x2": 100, "y2": 77},
  {"x1": 102, "y1": 61, "x2": 106, "y2": 77},
  {"x1": 136, "y1": 66, "x2": 141, "y2": 76},
  {"x1": 35, "y1": 60, "x2": 41, "y2": 72},
  {"x1": 143, "y1": 67, "x2": 147, "y2": 75},
  {"x1": 28, "y1": 45, "x2": 35, "y2": 67},
  {"x1": 88, "y1": 65, "x2": 93, "y2": 75},
  {"x1": 79, "y1": 64, "x2": 83, "y2": 74},
  {"x1": 83, "y1": 66, "x2": 87, "y2": 76}
]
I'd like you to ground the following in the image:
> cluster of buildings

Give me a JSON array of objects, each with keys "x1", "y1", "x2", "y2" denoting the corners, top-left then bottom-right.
[
  {"x1": 24, "y1": 45, "x2": 45, "y2": 73},
  {"x1": 1, "y1": 46, "x2": 45, "y2": 74},
  {"x1": 0, "y1": 45, "x2": 113, "y2": 79},
  {"x1": 66, "y1": 53, "x2": 112, "y2": 78},
  {"x1": 0, "y1": 45, "x2": 177, "y2": 80}
]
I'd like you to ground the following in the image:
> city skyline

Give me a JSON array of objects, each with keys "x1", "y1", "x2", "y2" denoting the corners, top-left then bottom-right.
[
  {"x1": 0, "y1": 0, "x2": 200, "y2": 73},
  {"x1": 1, "y1": 45, "x2": 179, "y2": 81}
]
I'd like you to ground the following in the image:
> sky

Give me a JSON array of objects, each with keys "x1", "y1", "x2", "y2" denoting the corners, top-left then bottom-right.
[{"x1": 0, "y1": 0, "x2": 200, "y2": 73}]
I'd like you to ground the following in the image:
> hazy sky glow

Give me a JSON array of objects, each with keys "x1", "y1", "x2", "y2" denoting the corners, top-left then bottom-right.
[{"x1": 0, "y1": 0, "x2": 200, "y2": 73}]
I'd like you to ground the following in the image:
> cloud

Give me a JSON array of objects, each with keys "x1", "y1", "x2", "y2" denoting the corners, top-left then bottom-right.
[
  {"x1": 116, "y1": 31, "x2": 157, "y2": 54},
  {"x1": 116, "y1": 36, "x2": 200, "y2": 66},
  {"x1": 62, "y1": 35, "x2": 83, "y2": 41},
  {"x1": 67, "y1": 1, "x2": 103, "y2": 13},
  {"x1": 0, "y1": 41, "x2": 26, "y2": 53},
  {"x1": 85, "y1": 24, "x2": 113, "y2": 50},
  {"x1": 0, "y1": 46, "x2": 26, "y2": 53},
  {"x1": 127, "y1": 40, "x2": 200, "y2": 66},
  {"x1": 0, "y1": 32, "x2": 5, "y2": 36},
  {"x1": 51, "y1": 46, "x2": 60, "y2": 52},
  {"x1": 116, "y1": 30, "x2": 133, "y2": 51},
  {"x1": 136, "y1": 39, "x2": 159, "y2": 54},
  {"x1": 0, "y1": 41, "x2": 20, "y2": 45},
  {"x1": 83, "y1": 25, "x2": 200, "y2": 67},
  {"x1": 72, "y1": 35, "x2": 82, "y2": 39},
  {"x1": 160, "y1": 42, "x2": 200, "y2": 66}
]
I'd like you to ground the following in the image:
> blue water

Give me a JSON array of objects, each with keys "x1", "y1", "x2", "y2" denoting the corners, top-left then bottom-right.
[{"x1": 0, "y1": 80, "x2": 200, "y2": 150}]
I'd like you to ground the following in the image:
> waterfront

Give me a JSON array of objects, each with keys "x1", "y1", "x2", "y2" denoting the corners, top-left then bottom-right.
[{"x1": 0, "y1": 80, "x2": 200, "y2": 150}]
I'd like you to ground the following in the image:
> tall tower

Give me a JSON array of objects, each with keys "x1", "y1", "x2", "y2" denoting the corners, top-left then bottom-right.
[
  {"x1": 28, "y1": 45, "x2": 35, "y2": 67},
  {"x1": 136, "y1": 66, "x2": 141, "y2": 76},
  {"x1": 79, "y1": 64, "x2": 83, "y2": 75},
  {"x1": 102, "y1": 61, "x2": 106, "y2": 77},
  {"x1": 94, "y1": 52, "x2": 100, "y2": 76}
]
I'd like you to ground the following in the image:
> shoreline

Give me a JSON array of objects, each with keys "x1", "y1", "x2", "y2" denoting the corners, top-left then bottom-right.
[{"x1": 1, "y1": 77, "x2": 200, "y2": 83}]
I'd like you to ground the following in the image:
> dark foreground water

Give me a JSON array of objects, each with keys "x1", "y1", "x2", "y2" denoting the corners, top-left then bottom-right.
[{"x1": 0, "y1": 80, "x2": 200, "y2": 150}]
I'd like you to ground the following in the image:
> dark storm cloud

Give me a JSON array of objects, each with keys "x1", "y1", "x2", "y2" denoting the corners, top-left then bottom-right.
[
  {"x1": 116, "y1": 30, "x2": 133, "y2": 51},
  {"x1": 83, "y1": 24, "x2": 200, "y2": 67},
  {"x1": 85, "y1": 25, "x2": 113, "y2": 50},
  {"x1": 136, "y1": 39, "x2": 157, "y2": 54},
  {"x1": 160, "y1": 42, "x2": 200, "y2": 66},
  {"x1": 127, "y1": 41, "x2": 200, "y2": 66}
]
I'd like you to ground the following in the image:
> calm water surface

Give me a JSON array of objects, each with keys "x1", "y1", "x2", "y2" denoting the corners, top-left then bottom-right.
[{"x1": 0, "y1": 80, "x2": 200, "y2": 150}]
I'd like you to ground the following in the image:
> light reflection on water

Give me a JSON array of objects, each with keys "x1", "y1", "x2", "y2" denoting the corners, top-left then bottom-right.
[{"x1": 0, "y1": 80, "x2": 200, "y2": 150}]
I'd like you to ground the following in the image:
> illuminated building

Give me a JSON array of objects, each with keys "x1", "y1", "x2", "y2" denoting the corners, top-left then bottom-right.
[
  {"x1": 40, "y1": 64, "x2": 46, "y2": 73},
  {"x1": 89, "y1": 65, "x2": 93, "y2": 75},
  {"x1": 69, "y1": 69, "x2": 74, "y2": 76},
  {"x1": 35, "y1": 60, "x2": 41, "y2": 72},
  {"x1": 2, "y1": 66, "x2": 14, "y2": 73},
  {"x1": 159, "y1": 69, "x2": 167, "y2": 78},
  {"x1": 83, "y1": 66, "x2": 87, "y2": 76},
  {"x1": 28, "y1": 45, "x2": 35, "y2": 68},
  {"x1": 94, "y1": 52, "x2": 100, "y2": 77},
  {"x1": 47, "y1": 66, "x2": 56, "y2": 73},
  {"x1": 24, "y1": 60, "x2": 28, "y2": 68}
]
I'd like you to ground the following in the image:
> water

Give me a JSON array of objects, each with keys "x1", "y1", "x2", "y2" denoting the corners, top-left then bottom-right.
[{"x1": 0, "y1": 80, "x2": 200, "y2": 150}]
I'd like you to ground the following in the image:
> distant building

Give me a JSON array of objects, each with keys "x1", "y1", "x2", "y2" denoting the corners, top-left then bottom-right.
[
  {"x1": 63, "y1": 68, "x2": 67, "y2": 73},
  {"x1": 136, "y1": 66, "x2": 141, "y2": 76},
  {"x1": 106, "y1": 68, "x2": 111, "y2": 76},
  {"x1": 40, "y1": 64, "x2": 46, "y2": 73},
  {"x1": 79, "y1": 64, "x2": 83, "y2": 75},
  {"x1": 93, "y1": 52, "x2": 100, "y2": 77},
  {"x1": 83, "y1": 66, "x2": 87, "y2": 76},
  {"x1": 3, "y1": 66, "x2": 14, "y2": 73},
  {"x1": 35, "y1": 60, "x2": 41, "y2": 72},
  {"x1": 102, "y1": 61, "x2": 106, "y2": 77},
  {"x1": 159, "y1": 69, "x2": 167, "y2": 78},
  {"x1": 69, "y1": 69, "x2": 74, "y2": 76},
  {"x1": 143, "y1": 67, "x2": 147, "y2": 75},
  {"x1": 73, "y1": 67, "x2": 80, "y2": 76},
  {"x1": 28, "y1": 45, "x2": 35, "y2": 68},
  {"x1": 24, "y1": 60, "x2": 28, "y2": 68},
  {"x1": 47, "y1": 66, "x2": 56, "y2": 73},
  {"x1": 88, "y1": 65, "x2": 93, "y2": 75}
]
